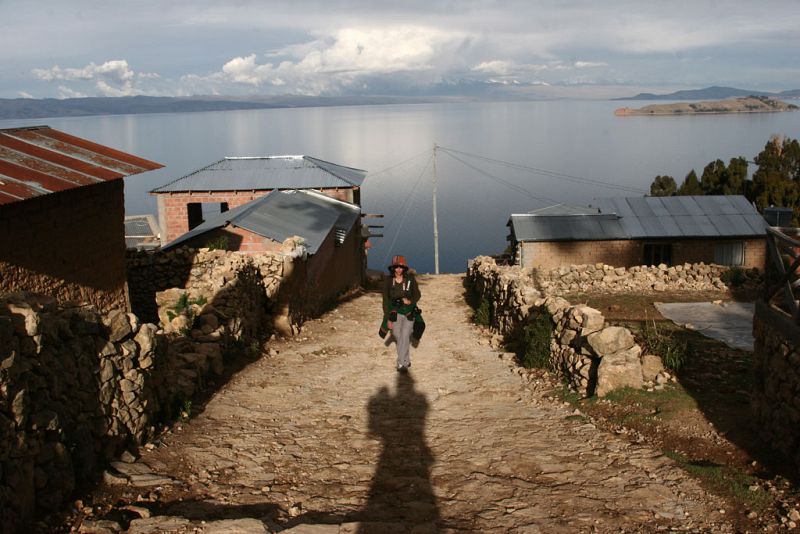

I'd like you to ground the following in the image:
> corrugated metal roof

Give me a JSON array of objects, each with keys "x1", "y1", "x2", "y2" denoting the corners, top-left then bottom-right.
[
  {"x1": 125, "y1": 214, "x2": 160, "y2": 249},
  {"x1": 163, "y1": 189, "x2": 361, "y2": 253},
  {"x1": 527, "y1": 203, "x2": 601, "y2": 216},
  {"x1": 593, "y1": 195, "x2": 767, "y2": 239},
  {"x1": 510, "y1": 214, "x2": 627, "y2": 242},
  {"x1": 511, "y1": 195, "x2": 767, "y2": 242},
  {"x1": 151, "y1": 155, "x2": 366, "y2": 193},
  {"x1": 0, "y1": 125, "x2": 163, "y2": 206}
]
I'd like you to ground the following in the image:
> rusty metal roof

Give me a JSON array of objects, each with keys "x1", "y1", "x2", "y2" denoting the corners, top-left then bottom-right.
[
  {"x1": 0, "y1": 125, "x2": 163, "y2": 206},
  {"x1": 150, "y1": 155, "x2": 366, "y2": 193}
]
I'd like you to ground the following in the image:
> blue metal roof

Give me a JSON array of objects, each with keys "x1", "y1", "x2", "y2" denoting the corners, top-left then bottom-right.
[
  {"x1": 511, "y1": 195, "x2": 767, "y2": 242},
  {"x1": 151, "y1": 155, "x2": 366, "y2": 193},
  {"x1": 162, "y1": 189, "x2": 361, "y2": 253}
]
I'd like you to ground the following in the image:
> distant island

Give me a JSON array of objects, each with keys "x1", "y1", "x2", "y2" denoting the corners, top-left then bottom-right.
[
  {"x1": 614, "y1": 96, "x2": 798, "y2": 116},
  {"x1": 615, "y1": 85, "x2": 800, "y2": 101}
]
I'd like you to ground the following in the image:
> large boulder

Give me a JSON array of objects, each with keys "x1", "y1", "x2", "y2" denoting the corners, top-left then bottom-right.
[
  {"x1": 596, "y1": 345, "x2": 643, "y2": 397},
  {"x1": 586, "y1": 326, "x2": 635, "y2": 356}
]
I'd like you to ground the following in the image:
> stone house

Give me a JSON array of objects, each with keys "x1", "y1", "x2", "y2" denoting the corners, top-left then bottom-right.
[
  {"x1": 507, "y1": 195, "x2": 767, "y2": 271},
  {"x1": 0, "y1": 125, "x2": 163, "y2": 312},
  {"x1": 162, "y1": 189, "x2": 364, "y2": 302},
  {"x1": 150, "y1": 155, "x2": 366, "y2": 244}
]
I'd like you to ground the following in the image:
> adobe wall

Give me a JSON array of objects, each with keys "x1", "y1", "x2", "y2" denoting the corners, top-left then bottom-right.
[
  {"x1": 156, "y1": 188, "x2": 359, "y2": 243},
  {"x1": 305, "y1": 221, "x2": 364, "y2": 312},
  {"x1": 520, "y1": 238, "x2": 766, "y2": 271},
  {"x1": 752, "y1": 301, "x2": 800, "y2": 473},
  {"x1": 0, "y1": 181, "x2": 128, "y2": 313}
]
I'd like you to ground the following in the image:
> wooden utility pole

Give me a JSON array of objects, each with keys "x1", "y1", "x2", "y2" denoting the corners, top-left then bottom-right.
[{"x1": 432, "y1": 143, "x2": 440, "y2": 274}]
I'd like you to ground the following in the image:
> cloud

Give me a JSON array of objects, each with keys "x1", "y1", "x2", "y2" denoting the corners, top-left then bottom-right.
[
  {"x1": 471, "y1": 59, "x2": 607, "y2": 76},
  {"x1": 57, "y1": 85, "x2": 87, "y2": 99},
  {"x1": 198, "y1": 25, "x2": 474, "y2": 95},
  {"x1": 17, "y1": 91, "x2": 34, "y2": 98},
  {"x1": 32, "y1": 59, "x2": 159, "y2": 97}
]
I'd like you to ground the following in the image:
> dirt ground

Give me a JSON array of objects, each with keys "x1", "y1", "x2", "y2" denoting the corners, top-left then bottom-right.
[
  {"x1": 547, "y1": 283, "x2": 800, "y2": 532},
  {"x1": 50, "y1": 275, "x2": 749, "y2": 533}
]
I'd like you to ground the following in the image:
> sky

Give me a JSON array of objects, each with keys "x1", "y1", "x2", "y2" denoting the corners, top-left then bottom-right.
[{"x1": 1, "y1": 0, "x2": 798, "y2": 100}]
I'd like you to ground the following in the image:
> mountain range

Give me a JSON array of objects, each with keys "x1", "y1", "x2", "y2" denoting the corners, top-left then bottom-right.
[
  {"x1": 1, "y1": 85, "x2": 799, "y2": 121},
  {"x1": 616, "y1": 85, "x2": 800, "y2": 101}
]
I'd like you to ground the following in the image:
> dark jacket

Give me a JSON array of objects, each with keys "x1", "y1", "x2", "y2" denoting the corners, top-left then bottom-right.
[
  {"x1": 382, "y1": 273, "x2": 421, "y2": 316},
  {"x1": 380, "y1": 273, "x2": 424, "y2": 338}
]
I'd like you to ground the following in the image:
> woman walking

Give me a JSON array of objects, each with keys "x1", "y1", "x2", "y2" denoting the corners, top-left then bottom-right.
[{"x1": 381, "y1": 255, "x2": 421, "y2": 372}]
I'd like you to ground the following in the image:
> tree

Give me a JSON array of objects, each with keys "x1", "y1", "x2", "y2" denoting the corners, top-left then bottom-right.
[
  {"x1": 650, "y1": 175, "x2": 677, "y2": 196},
  {"x1": 723, "y1": 157, "x2": 748, "y2": 195},
  {"x1": 750, "y1": 135, "x2": 800, "y2": 216},
  {"x1": 677, "y1": 170, "x2": 703, "y2": 195},
  {"x1": 699, "y1": 157, "x2": 748, "y2": 195},
  {"x1": 700, "y1": 159, "x2": 726, "y2": 194}
]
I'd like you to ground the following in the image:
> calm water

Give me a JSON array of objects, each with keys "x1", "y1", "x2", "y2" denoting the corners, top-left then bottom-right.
[{"x1": 3, "y1": 101, "x2": 799, "y2": 273}]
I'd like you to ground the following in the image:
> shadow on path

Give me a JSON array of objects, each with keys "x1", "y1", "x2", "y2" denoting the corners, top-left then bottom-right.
[{"x1": 354, "y1": 372, "x2": 440, "y2": 533}]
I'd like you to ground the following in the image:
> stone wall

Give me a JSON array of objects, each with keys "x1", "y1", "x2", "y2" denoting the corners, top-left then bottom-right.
[
  {"x1": 127, "y1": 245, "x2": 300, "y2": 327},
  {"x1": 752, "y1": 301, "x2": 800, "y2": 473},
  {"x1": 534, "y1": 262, "x2": 728, "y2": 295},
  {"x1": 0, "y1": 180, "x2": 128, "y2": 313},
  {"x1": 467, "y1": 256, "x2": 673, "y2": 397},
  {"x1": 0, "y1": 244, "x2": 310, "y2": 532}
]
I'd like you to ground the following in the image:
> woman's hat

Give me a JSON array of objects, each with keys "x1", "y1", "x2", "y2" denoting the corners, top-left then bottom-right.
[{"x1": 388, "y1": 255, "x2": 409, "y2": 271}]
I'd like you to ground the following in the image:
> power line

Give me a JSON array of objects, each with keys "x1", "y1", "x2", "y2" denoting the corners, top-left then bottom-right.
[
  {"x1": 381, "y1": 153, "x2": 433, "y2": 266},
  {"x1": 438, "y1": 145, "x2": 648, "y2": 194},
  {"x1": 362, "y1": 148, "x2": 433, "y2": 183},
  {"x1": 440, "y1": 150, "x2": 560, "y2": 206}
]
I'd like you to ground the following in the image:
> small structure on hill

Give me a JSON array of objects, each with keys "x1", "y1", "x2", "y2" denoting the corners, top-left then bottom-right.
[
  {"x1": 163, "y1": 189, "x2": 364, "y2": 302},
  {"x1": 0, "y1": 125, "x2": 163, "y2": 312},
  {"x1": 150, "y1": 155, "x2": 366, "y2": 243},
  {"x1": 507, "y1": 195, "x2": 767, "y2": 271}
]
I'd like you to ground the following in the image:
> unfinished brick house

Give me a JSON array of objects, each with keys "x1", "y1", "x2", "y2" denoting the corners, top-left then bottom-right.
[
  {"x1": 150, "y1": 155, "x2": 366, "y2": 244},
  {"x1": 0, "y1": 125, "x2": 163, "y2": 312},
  {"x1": 507, "y1": 195, "x2": 767, "y2": 271},
  {"x1": 163, "y1": 189, "x2": 364, "y2": 303}
]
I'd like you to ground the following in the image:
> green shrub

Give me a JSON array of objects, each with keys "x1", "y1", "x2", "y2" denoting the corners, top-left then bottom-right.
[
  {"x1": 639, "y1": 321, "x2": 688, "y2": 372},
  {"x1": 519, "y1": 310, "x2": 554, "y2": 369},
  {"x1": 474, "y1": 298, "x2": 492, "y2": 326},
  {"x1": 205, "y1": 236, "x2": 230, "y2": 251},
  {"x1": 721, "y1": 266, "x2": 747, "y2": 287}
]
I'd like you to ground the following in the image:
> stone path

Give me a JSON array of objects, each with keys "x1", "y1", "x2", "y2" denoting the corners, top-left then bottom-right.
[{"x1": 112, "y1": 275, "x2": 734, "y2": 533}]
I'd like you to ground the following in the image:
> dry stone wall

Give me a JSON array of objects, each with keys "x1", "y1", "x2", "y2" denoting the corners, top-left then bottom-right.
[
  {"x1": 535, "y1": 262, "x2": 728, "y2": 295},
  {"x1": 467, "y1": 256, "x2": 674, "y2": 397},
  {"x1": 752, "y1": 301, "x2": 800, "y2": 473},
  {"x1": 1, "y1": 244, "x2": 309, "y2": 533}
]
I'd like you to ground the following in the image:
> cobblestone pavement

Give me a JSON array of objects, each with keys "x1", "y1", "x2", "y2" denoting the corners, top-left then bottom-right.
[{"x1": 113, "y1": 274, "x2": 735, "y2": 533}]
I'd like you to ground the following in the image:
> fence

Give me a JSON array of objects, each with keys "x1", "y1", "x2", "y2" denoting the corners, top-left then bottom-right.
[{"x1": 764, "y1": 226, "x2": 800, "y2": 322}]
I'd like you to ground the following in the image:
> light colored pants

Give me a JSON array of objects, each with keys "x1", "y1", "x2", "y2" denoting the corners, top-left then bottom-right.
[{"x1": 392, "y1": 314, "x2": 413, "y2": 368}]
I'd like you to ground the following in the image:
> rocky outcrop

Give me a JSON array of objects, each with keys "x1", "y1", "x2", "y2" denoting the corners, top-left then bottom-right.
[
  {"x1": 534, "y1": 262, "x2": 728, "y2": 295},
  {"x1": 467, "y1": 256, "x2": 672, "y2": 397}
]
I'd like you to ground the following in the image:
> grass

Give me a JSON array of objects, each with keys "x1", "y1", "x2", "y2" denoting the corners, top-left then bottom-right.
[
  {"x1": 664, "y1": 450, "x2": 772, "y2": 511},
  {"x1": 518, "y1": 310, "x2": 554, "y2": 369},
  {"x1": 636, "y1": 320, "x2": 689, "y2": 372}
]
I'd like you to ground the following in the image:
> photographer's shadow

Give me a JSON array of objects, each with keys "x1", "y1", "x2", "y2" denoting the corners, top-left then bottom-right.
[{"x1": 355, "y1": 372, "x2": 440, "y2": 533}]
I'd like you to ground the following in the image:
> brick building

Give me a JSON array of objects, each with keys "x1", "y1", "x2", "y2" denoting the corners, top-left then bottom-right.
[
  {"x1": 508, "y1": 195, "x2": 768, "y2": 271},
  {"x1": 150, "y1": 155, "x2": 366, "y2": 244},
  {"x1": 163, "y1": 189, "x2": 364, "y2": 302},
  {"x1": 0, "y1": 126, "x2": 163, "y2": 312}
]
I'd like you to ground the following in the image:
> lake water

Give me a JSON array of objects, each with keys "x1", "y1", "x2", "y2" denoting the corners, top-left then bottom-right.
[{"x1": 3, "y1": 100, "x2": 799, "y2": 273}]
